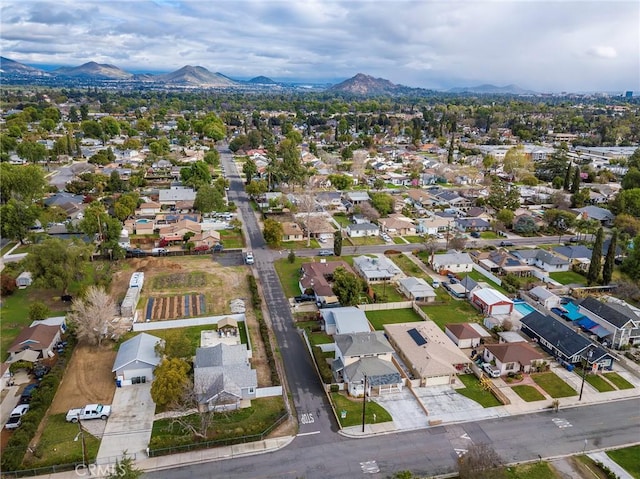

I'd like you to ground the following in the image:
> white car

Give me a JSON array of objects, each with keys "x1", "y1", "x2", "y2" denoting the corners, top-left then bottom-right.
[
  {"x1": 482, "y1": 363, "x2": 501, "y2": 378},
  {"x1": 245, "y1": 251, "x2": 254, "y2": 265},
  {"x1": 5, "y1": 404, "x2": 29, "y2": 430}
]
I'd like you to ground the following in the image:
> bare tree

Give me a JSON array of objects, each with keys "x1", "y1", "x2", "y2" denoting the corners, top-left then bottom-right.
[
  {"x1": 458, "y1": 443, "x2": 506, "y2": 479},
  {"x1": 297, "y1": 192, "x2": 316, "y2": 247},
  {"x1": 168, "y1": 378, "x2": 222, "y2": 440},
  {"x1": 68, "y1": 286, "x2": 116, "y2": 346},
  {"x1": 358, "y1": 202, "x2": 380, "y2": 222},
  {"x1": 449, "y1": 236, "x2": 467, "y2": 251}
]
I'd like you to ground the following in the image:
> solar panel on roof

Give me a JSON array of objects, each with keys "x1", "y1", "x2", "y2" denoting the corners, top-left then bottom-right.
[{"x1": 408, "y1": 328, "x2": 427, "y2": 346}]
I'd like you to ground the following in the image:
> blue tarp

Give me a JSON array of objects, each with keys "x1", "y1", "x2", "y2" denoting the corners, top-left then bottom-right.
[
  {"x1": 564, "y1": 302, "x2": 585, "y2": 321},
  {"x1": 577, "y1": 317, "x2": 598, "y2": 330}
]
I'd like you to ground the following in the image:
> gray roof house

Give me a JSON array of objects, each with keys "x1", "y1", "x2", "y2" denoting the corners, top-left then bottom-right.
[
  {"x1": 429, "y1": 251, "x2": 474, "y2": 274},
  {"x1": 346, "y1": 222, "x2": 380, "y2": 238},
  {"x1": 342, "y1": 357, "x2": 403, "y2": 397},
  {"x1": 194, "y1": 343, "x2": 257, "y2": 411},
  {"x1": 320, "y1": 307, "x2": 371, "y2": 336},
  {"x1": 345, "y1": 191, "x2": 370, "y2": 204},
  {"x1": 158, "y1": 186, "x2": 197, "y2": 205},
  {"x1": 353, "y1": 255, "x2": 403, "y2": 283},
  {"x1": 112, "y1": 333, "x2": 162, "y2": 385},
  {"x1": 533, "y1": 250, "x2": 570, "y2": 272},
  {"x1": 578, "y1": 297, "x2": 640, "y2": 349},
  {"x1": 398, "y1": 277, "x2": 436, "y2": 302},
  {"x1": 573, "y1": 206, "x2": 615, "y2": 226}
]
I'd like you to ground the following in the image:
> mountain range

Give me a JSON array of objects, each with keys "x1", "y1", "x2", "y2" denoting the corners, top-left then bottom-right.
[{"x1": 0, "y1": 57, "x2": 534, "y2": 95}]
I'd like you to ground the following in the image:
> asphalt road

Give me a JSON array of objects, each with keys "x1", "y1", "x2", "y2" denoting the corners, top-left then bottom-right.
[
  {"x1": 220, "y1": 148, "x2": 336, "y2": 438},
  {"x1": 145, "y1": 398, "x2": 640, "y2": 478}
]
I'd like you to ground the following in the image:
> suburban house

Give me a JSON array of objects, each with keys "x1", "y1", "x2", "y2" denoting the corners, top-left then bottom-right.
[
  {"x1": 470, "y1": 288, "x2": 514, "y2": 316},
  {"x1": 16, "y1": 271, "x2": 33, "y2": 289},
  {"x1": 7, "y1": 324, "x2": 62, "y2": 362},
  {"x1": 158, "y1": 219, "x2": 202, "y2": 242},
  {"x1": 455, "y1": 218, "x2": 491, "y2": 232},
  {"x1": 482, "y1": 343, "x2": 544, "y2": 376},
  {"x1": 316, "y1": 192, "x2": 343, "y2": 210},
  {"x1": 397, "y1": 277, "x2": 436, "y2": 302},
  {"x1": 416, "y1": 216, "x2": 450, "y2": 236},
  {"x1": 520, "y1": 311, "x2": 616, "y2": 369},
  {"x1": 158, "y1": 186, "x2": 197, "y2": 206},
  {"x1": 194, "y1": 343, "x2": 257, "y2": 411},
  {"x1": 299, "y1": 260, "x2": 354, "y2": 302},
  {"x1": 320, "y1": 307, "x2": 371, "y2": 336},
  {"x1": 346, "y1": 222, "x2": 380, "y2": 238},
  {"x1": 430, "y1": 251, "x2": 474, "y2": 274},
  {"x1": 112, "y1": 333, "x2": 162, "y2": 386},
  {"x1": 345, "y1": 191, "x2": 370, "y2": 205},
  {"x1": 191, "y1": 229, "x2": 222, "y2": 249},
  {"x1": 281, "y1": 222, "x2": 305, "y2": 242},
  {"x1": 578, "y1": 297, "x2": 640, "y2": 349},
  {"x1": 553, "y1": 245, "x2": 593, "y2": 271},
  {"x1": 384, "y1": 321, "x2": 470, "y2": 387},
  {"x1": 332, "y1": 331, "x2": 400, "y2": 396},
  {"x1": 378, "y1": 215, "x2": 416, "y2": 236},
  {"x1": 473, "y1": 250, "x2": 532, "y2": 277},
  {"x1": 513, "y1": 249, "x2": 570, "y2": 273},
  {"x1": 526, "y1": 286, "x2": 561, "y2": 310},
  {"x1": 353, "y1": 255, "x2": 403, "y2": 284},
  {"x1": 445, "y1": 323, "x2": 490, "y2": 348},
  {"x1": 573, "y1": 206, "x2": 616, "y2": 227},
  {"x1": 136, "y1": 201, "x2": 162, "y2": 216}
]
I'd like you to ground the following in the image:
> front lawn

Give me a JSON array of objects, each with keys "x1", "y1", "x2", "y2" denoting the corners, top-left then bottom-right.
[
  {"x1": 308, "y1": 331, "x2": 334, "y2": 346},
  {"x1": 606, "y1": 445, "x2": 640, "y2": 479},
  {"x1": 218, "y1": 229, "x2": 244, "y2": 248},
  {"x1": 116, "y1": 324, "x2": 226, "y2": 357},
  {"x1": 388, "y1": 253, "x2": 428, "y2": 278},
  {"x1": 531, "y1": 372, "x2": 576, "y2": 398},
  {"x1": 465, "y1": 270, "x2": 509, "y2": 295},
  {"x1": 603, "y1": 372, "x2": 634, "y2": 390},
  {"x1": 392, "y1": 237, "x2": 407, "y2": 245},
  {"x1": 349, "y1": 236, "x2": 386, "y2": 246},
  {"x1": 330, "y1": 393, "x2": 392, "y2": 428},
  {"x1": 25, "y1": 414, "x2": 101, "y2": 468},
  {"x1": 150, "y1": 396, "x2": 286, "y2": 451},
  {"x1": 549, "y1": 271, "x2": 587, "y2": 285},
  {"x1": 403, "y1": 236, "x2": 424, "y2": 244},
  {"x1": 366, "y1": 308, "x2": 423, "y2": 331},
  {"x1": 512, "y1": 385, "x2": 546, "y2": 402},
  {"x1": 274, "y1": 257, "x2": 305, "y2": 299},
  {"x1": 480, "y1": 231, "x2": 500, "y2": 239},
  {"x1": 456, "y1": 374, "x2": 502, "y2": 407},
  {"x1": 421, "y1": 302, "x2": 484, "y2": 330},
  {"x1": 505, "y1": 462, "x2": 561, "y2": 478},
  {"x1": 574, "y1": 369, "x2": 615, "y2": 392}
]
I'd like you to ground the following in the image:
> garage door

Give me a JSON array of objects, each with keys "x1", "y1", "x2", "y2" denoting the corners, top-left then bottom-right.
[
  {"x1": 425, "y1": 375, "x2": 450, "y2": 386},
  {"x1": 122, "y1": 367, "x2": 153, "y2": 382},
  {"x1": 490, "y1": 304, "x2": 512, "y2": 316}
]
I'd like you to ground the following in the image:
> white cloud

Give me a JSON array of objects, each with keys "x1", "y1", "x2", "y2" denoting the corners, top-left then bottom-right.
[{"x1": 1, "y1": 0, "x2": 638, "y2": 91}]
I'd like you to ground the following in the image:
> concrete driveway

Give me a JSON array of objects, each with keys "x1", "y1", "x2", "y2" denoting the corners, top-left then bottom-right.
[
  {"x1": 371, "y1": 389, "x2": 429, "y2": 430},
  {"x1": 412, "y1": 385, "x2": 509, "y2": 423},
  {"x1": 96, "y1": 383, "x2": 155, "y2": 464}
]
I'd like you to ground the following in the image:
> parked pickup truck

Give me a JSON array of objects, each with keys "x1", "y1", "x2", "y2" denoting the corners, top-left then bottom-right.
[{"x1": 66, "y1": 404, "x2": 111, "y2": 422}]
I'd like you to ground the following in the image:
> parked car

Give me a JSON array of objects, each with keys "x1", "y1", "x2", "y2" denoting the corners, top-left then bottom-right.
[
  {"x1": 318, "y1": 250, "x2": 334, "y2": 256},
  {"x1": 193, "y1": 245, "x2": 210, "y2": 254},
  {"x1": 470, "y1": 231, "x2": 481, "y2": 238},
  {"x1": 294, "y1": 294, "x2": 315, "y2": 303},
  {"x1": 569, "y1": 236, "x2": 580, "y2": 243},
  {"x1": 212, "y1": 243, "x2": 224, "y2": 253},
  {"x1": 482, "y1": 363, "x2": 501, "y2": 378},
  {"x1": 151, "y1": 247, "x2": 168, "y2": 255},
  {"x1": 5, "y1": 404, "x2": 29, "y2": 430},
  {"x1": 244, "y1": 251, "x2": 255, "y2": 264},
  {"x1": 126, "y1": 248, "x2": 147, "y2": 257},
  {"x1": 31, "y1": 363, "x2": 50, "y2": 379},
  {"x1": 66, "y1": 404, "x2": 111, "y2": 422},
  {"x1": 499, "y1": 241, "x2": 514, "y2": 247},
  {"x1": 19, "y1": 383, "x2": 38, "y2": 404}
]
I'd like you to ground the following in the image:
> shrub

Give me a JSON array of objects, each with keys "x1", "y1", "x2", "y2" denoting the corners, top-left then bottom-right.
[
  {"x1": 330, "y1": 384, "x2": 340, "y2": 393},
  {"x1": 312, "y1": 346, "x2": 333, "y2": 384},
  {"x1": 0, "y1": 274, "x2": 17, "y2": 296}
]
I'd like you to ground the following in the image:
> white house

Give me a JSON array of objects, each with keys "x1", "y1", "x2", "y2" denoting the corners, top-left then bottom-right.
[
  {"x1": 353, "y1": 255, "x2": 403, "y2": 283},
  {"x1": 482, "y1": 342, "x2": 544, "y2": 376},
  {"x1": 533, "y1": 250, "x2": 570, "y2": 273},
  {"x1": 527, "y1": 286, "x2": 561, "y2": 310},
  {"x1": 445, "y1": 323, "x2": 490, "y2": 349},
  {"x1": 397, "y1": 277, "x2": 436, "y2": 302},
  {"x1": 346, "y1": 223, "x2": 380, "y2": 238},
  {"x1": 112, "y1": 333, "x2": 162, "y2": 386},
  {"x1": 16, "y1": 272, "x2": 33, "y2": 289},
  {"x1": 471, "y1": 288, "x2": 514, "y2": 316},
  {"x1": 320, "y1": 307, "x2": 371, "y2": 336},
  {"x1": 430, "y1": 251, "x2": 474, "y2": 274}
]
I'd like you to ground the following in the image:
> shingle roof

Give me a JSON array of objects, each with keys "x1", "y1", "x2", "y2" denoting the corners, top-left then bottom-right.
[
  {"x1": 485, "y1": 342, "x2": 543, "y2": 364},
  {"x1": 446, "y1": 323, "x2": 482, "y2": 340},
  {"x1": 8, "y1": 324, "x2": 60, "y2": 354},
  {"x1": 343, "y1": 357, "x2": 401, "y2": 386},
  {"x1": 521, "y1": 311, "x2": 591, "y2": 356},
  {"x1": 194, "y1": 344, "x2": 257, "y2": 402},
  {"x1": 335, "y1": 331, "x2": 394, "y2": 357},
  {"x1": 580, "y1": 296, "x2": 633, "y2": 329},
  {"x1": 535, "y1": 250, "x2": 569, "y2": 265},
  {"x1": 112, "y1": 333, "x2": 161, "y2": 372}
]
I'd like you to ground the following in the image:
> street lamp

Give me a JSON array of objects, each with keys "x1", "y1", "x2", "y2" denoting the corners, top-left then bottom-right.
[
  {"x1": 361, "y1": 374, "x2": 368, "y2": 433},
  {"x1": 578, "y1": 347, "x2": 594, "y2": 401}
]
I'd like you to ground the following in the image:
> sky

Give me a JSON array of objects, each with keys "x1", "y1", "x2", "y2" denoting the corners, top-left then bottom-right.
[{"x1": 1, "y1": 0, "x2": 639, "y2": 92}]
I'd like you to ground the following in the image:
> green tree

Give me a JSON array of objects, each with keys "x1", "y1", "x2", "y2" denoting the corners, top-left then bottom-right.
[
  {"x1": 181, "y1": 161, "x2": 211, "y2": 188},
  {"x1": 26, "y1": 238, "x2": 93, "y2": 293},
  {"x1": 245, "y1": 179, "x2": 268, "y2": 198},
  {"x1": 611, "y1": 188, "x2": 640, "y2": 217},
  {"x1": 107, "y1": 454, "x2": 142, "y2": 479},
  {"x1": 563, "y1": 163, "x2": 573, "y2": 191},
  {"x1": 28, "y1": 301, "x2": 50, "y2": 322},
  {"x1": 156, "y1": 329, "x2": 192, "y2": 359},
  {"x1": 622, "y1": 168, "x2": 640, "y2": 190},
  {"x1": 0, "y1": 199, "x2": 40, "y2": 243},
  {"x1": 627, "y1": 148, "x2": 640, "y2": 169},
  {"x1": 543, "y1": 209, "x2": 576, "y2": 235},
  {"x1": 334, "y1": 230, "x2": 343, "y2": 256},
  {"x1": 332, "y1": 267, "x2": 364, "y2": 306},
  {"x1": 621, "y1": 235, "x2": 640, "y2": 281},
  {"x1": 373, "y1": 178, "x2": 386, "y2": 190},
  {"x1": 16, "y1": 140, "x2": 47, "y2": 163},
  {"x1": 81, "y1": 120, "x2": 103, "y2": 138},
  {"x1": 496, "y1": 209, "x2": 515, "y2": 228},
  {"x1": 602, "y1": 232, "x2": 617, "y2": 285},
  {"x1": 571, "y1": 166, "x2": 581, "y2": 194},
  {"x1": 263, "y1": 218, "x2": 283, "y2": 246},
  {"x1": 587, "y1": 227, "x2": 604, "y2": 285},
  {"x1": 482, "y1": 155, "x2": 496, "y2": 172},
  {"x1": 487, "y1": 178, "x2": 520, "y2": 211},
  {"x1": 203, "y1": 149, "x2": 220, "y2": 167},
  {"x1": 571, "y1": 188, "x2": 590, "y2": 208},
  {"x1": 151, "y1": 358, "x2": 190, "y2": 408},
  {"x1": 242, "y1": 158, "x2": 258, "y2": 182},
  {"x1": 194, "y1": 185, "x2": 224, "y2": 213},
  {"x1": 369, "y1": 192, "x2": 394, "y2": 216},
  {"x1": 328, "y1": 174, "x2": 351, "y2": 190},
  {"x1": 614, "y1": 213, "x2": 640, "y2": 238}
]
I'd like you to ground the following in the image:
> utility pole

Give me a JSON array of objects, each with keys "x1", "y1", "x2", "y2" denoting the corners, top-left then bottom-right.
[
  {"x1": 76, "y1": 415, "x2": 87, "y2": 467},
  {"x1": 361, "y1": 374, "x2": 367, "y2": 433},
  {"x1": 579, "y1": 348, "x2": 594, "y2": 401}
]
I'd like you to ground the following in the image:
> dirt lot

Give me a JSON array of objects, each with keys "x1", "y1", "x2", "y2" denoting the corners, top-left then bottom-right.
[{"x1": 49, "y1": 344, "x2": 117, "y2": 413}]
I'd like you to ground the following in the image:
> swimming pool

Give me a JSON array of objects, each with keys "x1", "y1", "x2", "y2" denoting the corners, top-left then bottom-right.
[{"x1": 513, "y1": 301, "x2": 536, "y2": 316}]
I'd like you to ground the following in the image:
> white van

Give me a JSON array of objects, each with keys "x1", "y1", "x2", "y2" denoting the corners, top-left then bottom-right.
[{"x1": 152, "y1": 248, "x2": 168, "y2": 256}]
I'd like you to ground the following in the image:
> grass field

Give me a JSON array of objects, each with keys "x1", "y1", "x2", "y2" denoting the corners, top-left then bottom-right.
[
  {"x1": 480, "y1": 231, "x2": 500, "y2": 239},
  {"x1": 150, "y1": 396, "x2": 286, "y2": 450},
  {"x1": 532, "y1": 372, "x2": 576, "y2": 398},
  {"x1": 420, "y1": 302, "x2": 484, "y2": 330},
  {"x1": 512, "y1": 385, "x2": 546, "y2": 402},
  {"x1": 574, "y1": 370, "x2": 615, "y2": 392},
  {"x1": 403, "y1": 236, "x2": 424, "y2": 244},
  {"x1": 331, "y1": 393, "x2": 392, "y2": 428},
  {"x1": 606, "y1": 445, "x2": 640, "y2": 479},
  {"x1": 603, "y1": 372, "x2": 634, "y2": 390},
  {"x1": 456, "y1": 374, "x2": 502, "y2": 407},
  {"x1": 465, "y1": 270, "x2": 508, "y2": 295},
  {"x1": 332, "y1": 214, "x2": 351, "y2": 228},
  {"x1": 549, "y1": 271, "x2": 587, "y2": 285},
  {"x1": 274, "y1": 257, "x2": 305, "y2": 299},
  {"x1": 505, "y1": 462, "x2": 561, "y2": 478},
  {"x1": 393, "y1": 237, "x2": 407, "y2": 245},
  {"x1": 388, "y1": 253, "x2": 428, "y2": 278},
  {"x1": 349, "y1": 236, "x2": 386, "y2": 246},
  {"x1": 369, "y1": 283, "x2": 406, "y2": 302},
  {"x1": 218, "y1": 229, "x2": 244, "y2": 248},
  {"x1": 25, "y1": 414, "x2": 101, "y2": 468},
  {"x1": 366, "y1": 308, "x2": 423, "y2": 330}
]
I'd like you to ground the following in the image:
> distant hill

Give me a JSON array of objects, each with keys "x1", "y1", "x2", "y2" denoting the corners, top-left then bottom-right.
[
  {"x1": 329, "y1": 73, "x2": 400, "y2": 95},
  {"x1": 0, "y1": 57, "x2": 50, "y2": 76},
  {"x1": 54, "y1": 61, "x2": 133, "y2": 80},
  {"x1": 157, "y1": 65, "x2": 237, "y2": 87},
  {"x1": 248, "y1": 76, "x2": 276, "y2": 85},
  {"x1": 448, "y1": 84, "x2": 535, "y2": 95}
]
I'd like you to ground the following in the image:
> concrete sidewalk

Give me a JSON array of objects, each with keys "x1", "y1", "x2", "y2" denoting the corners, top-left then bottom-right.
[{"x1": 588, "y1": 451, "x2": 635, "y2": 479}]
